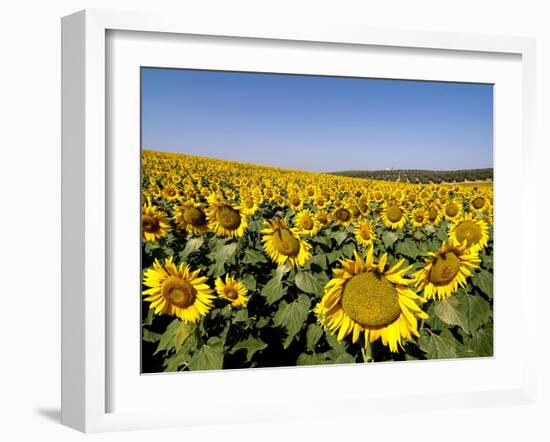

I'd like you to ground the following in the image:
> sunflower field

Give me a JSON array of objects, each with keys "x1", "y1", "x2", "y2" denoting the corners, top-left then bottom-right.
[{"x1": 141, "y1": 149, "x2": 494, "y2": 372}]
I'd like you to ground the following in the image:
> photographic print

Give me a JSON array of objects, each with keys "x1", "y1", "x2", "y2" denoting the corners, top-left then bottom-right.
[{"x1": 140, "y1": 68, "x2": 493, "y2": 373}]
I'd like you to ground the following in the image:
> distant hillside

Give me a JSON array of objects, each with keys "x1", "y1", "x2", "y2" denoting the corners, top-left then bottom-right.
[{"x1": 330, "y1": 168, "x2": 493, "y2": 184}]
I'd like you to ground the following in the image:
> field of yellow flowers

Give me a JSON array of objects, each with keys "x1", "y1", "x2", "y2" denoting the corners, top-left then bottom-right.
[{"x1": 141, "y1": 149, "x2": 493, "y2": 372}]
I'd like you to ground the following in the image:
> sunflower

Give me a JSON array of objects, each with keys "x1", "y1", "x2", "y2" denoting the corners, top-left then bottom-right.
[
  {"x1": 371, "y1": 190, "x2": 384, "y2": 203},
  {"x1": 316, "y1": 210, "x2": 330, "y2": 226},
  {"x1": 410, "y1": 208, "x2": 428, "y2": 228},
  {"x1": 162, "y1": 184, "x2": 179, "y2": 201},
  {"x1": 205, "y1": 194, "x2": 248, "y2": 238},
  {"x1": 240, "y1": 194, "x2": 259, "y2": 215},
  {"x1": 142, "y1": 200, "x2": 171, "y2": 242},
  {"x1": 332, "y1": 206, "x2": 354, "y2": 227},
  {"x1": 443, "y1": 200, "x2": 463, "y2": 222},
  {"x1": 316, "y1": 249, "x2": 428, "y2": 353},
  {"x1": 314, "y1": 193, "x2": 328, "y2": 209},
  {"x1": 470, "y1": 194, "x2": 489, "y2": 212},
  {"x1": 261, "y1": 219, "x2": 311, "y2": 267},
  {"x1": 414, "y1": 241, "x2": 480, "y2": 300},
  {"x1": 215, "y1": 275, "x2": 249, "y2": 308},
  {"x1": 381, "y1": 203, "x2": 407, "y2": 229},
  {"x1": 448, "y1": 213, "x2": 490, "y2": 253},
  {"x1": 287, "y1": 192, "x2": 304, "y2": 211},
  {"x1": 354, "y1": 220, "x2": 377, "y2": 248},
  {"x1": 142, "y1": 257, "x2": 215, "y2": 323},
  {"x1": 174, "y1": 200, "x2": 208, "y2": 235},
  {"x1": 426, "y1": 204, "x2": 442, "y2": 225},
  {"x1": 294, "y1": 209, "x2": 321, "y2": 236}
]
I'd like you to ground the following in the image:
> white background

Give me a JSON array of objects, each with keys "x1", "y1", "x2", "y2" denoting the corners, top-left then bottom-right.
[{"x1": 0, "y1": 1, "x2": 548, "y2": 441}]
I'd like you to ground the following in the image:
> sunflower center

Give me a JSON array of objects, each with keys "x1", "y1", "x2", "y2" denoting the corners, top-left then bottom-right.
[
  {"x1": 429, "y1": 252, "x2": 461, "y2": 285},
  {"x1": 161, "y1": 276, "x2": 196, "y2": 308},
  {"x1": 341, "y1": 272, "x2": 401, "y2": 327},
  {"x1": 244, "y1": 198, "x2": 254, "y2": 209},
  {"x1": 472, "y1": 197, "x2": 485, "y2": 209},
  {"x1": 386, "y1": 205, "x2": 403, "y2": 223},
  {"x1": 414, "y1": 214, "x2": 424, "y2": 223},
  {"x1": 217, "y1": 206, "x2": 241, "y2": 230},
  {"x1": 428, "y1": 207, "x2": 438, "y2": 222},
  {"x1": 224, "y1": 288, "x2": 238, "y2": 300},
  {"x1": 455, "y1": 221, "x2": 482, "y2": 246},
  {"x1": 445, "y1": 203, "x2": 459, "y2": 217},
  {"x1": 142, "y1": 215, "x2": 160, "y2": 233},
  {"x1": 359, "y1": 224, "x2": 371, "y2": 240},
  {"x1": 183, "y1": 207, "x2": 206, "y2": 227},
  {"x1": 300, "y1": 215, "x2": 314, "y2": 230},
  {"x1": 166, "y1": 188, "x2": 177, "y2": 197},
  {"x1": 273, "y1": 228, "x2": 301, "y2": 257},
  {"x1": 290, "y1": 196, "x2": 301, "y2": 206},
  {"x1": 335, "y1": 208, "x2": 351, "y2": 222}
]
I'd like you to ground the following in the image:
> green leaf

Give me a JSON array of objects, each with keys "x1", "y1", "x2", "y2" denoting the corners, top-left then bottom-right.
[
  {"x1": 144, "y1": 241, "x2": 160, "y2": 255},
  {"x1": 143, "y1": 328, "x2": 161, "y2": 343},
  {"x1": 242, "y1": 249, "x2": 268, "y2": 265},
  {"x1": 472, "y1": 269, "x2": 493, "y2": 298},
  {"x1": 324, "y1": 333, "x2": 347, "y2": 359},
  {"x1": 162, "y1": 335, "x2": 198, "y2": 372},
  {"x1": 466, "y1": 326, "x2": 493, "y2": 357},
  {"x1": 230, "y1": 337, "x2": 268, "y2": 362},
  {"x1": 241, "y1": 273, "x2": 257, "y2": 291},
  {"x1": 233, "y1": 309, "x2": 249, "y2": 323},
  {"x1": 142, "y1": 308, "x2": 154, "y2": 326},
  {"x1": 432, "y1": 296, "x2": 468, "y2": 332},
  {"x1": 460, "y1": 293, "x2": 492, "y2": 333},
  {"x1": 435, "y1": 221, "x2": 449, "y2": 241},
  {"x1": 273, "y1": 294, "x2": 311, "y2": 348},
  {"x1": 341, "y1": 243, "x2": 355, "y2": 258},
  {"x1": 382, "y1": 230, "x2": 398, "y2": 249},
  {"x1": 395, "y1": 238, "x2": 424, "y2": 258},
  {"x1": 155, "y1": 319, "x2": 196, "y2": 354},
  {"x1": 334, "y1": 353, "x2": 355, "y2": 364},
  {"x1": 179, "y1": 236, "x2": 204, "y2": 259},
  {"x1": 423, "y1": 224, "x2": 436, "y2": 235},
  {"x1": 295, "y1": 271, "x2": 323, "y2": 297},
  {"x1": 418, "y1": 330, "x2": 459, "y2": 359},
  {"x1": 297, "y1": 353, "x2": 328, "y2": 366},
  {"x1": 207, "y1": 241, "x2": 238, "y2": 277},
  {"x1": 480, "y1": 252, "x2": 493, "y2": 270},
  {"x1": 313, "y1": 234, "x2": 332, "y2": 248},
  {"x1": 308, "y1": 253, "x2": 328, "y2": 270},
  {"x1": 330, "y1": 231, "x2": 348, "y2": 246},
  {"x1": 188, "y1": 340, "x2": 224, "y2": 371},
  {"x1": 261, "y1": 275, "x2": 286, "y2": 305},
  {"x1": 306, "y1": 324, "x2": 324, "y2": 351}
]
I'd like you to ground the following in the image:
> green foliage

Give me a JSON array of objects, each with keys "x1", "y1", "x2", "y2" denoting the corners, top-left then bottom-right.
[
  {"x1": 230, "y1": 337, "x2": 268, "y2": 362},
  {"x1": 273, "y1": 295, "x2": 311, "y2": 349},
  {"x1": 472, "y1": 269, "x2": 493, "y2": 298},
  {"x1": 295, "y1": 271, "x2": 324, "y2": 297},
  {"x1": 418, "y1": 329, "x2": 459, "y2": 359},
  {"x1": 188, "y1": 337, "x2": 225, "y2": 371},
  {"x1": 261, "y1": 273, "x2": 286, "y2": 305}
]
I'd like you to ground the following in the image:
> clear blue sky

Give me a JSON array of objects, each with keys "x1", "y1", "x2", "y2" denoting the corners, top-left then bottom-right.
[{"x1": 141, "y1": 68, "x2": 493, "y2": 172}]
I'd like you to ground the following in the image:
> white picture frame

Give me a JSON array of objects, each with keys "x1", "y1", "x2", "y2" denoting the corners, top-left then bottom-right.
[{"x1": 61, "y1": 9, "x2": 537, "y2": 433}]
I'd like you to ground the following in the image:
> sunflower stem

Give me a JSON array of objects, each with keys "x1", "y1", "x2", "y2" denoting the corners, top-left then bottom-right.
[{"x1": 362, "y1": 340, "x2": 374, "y2": 363}]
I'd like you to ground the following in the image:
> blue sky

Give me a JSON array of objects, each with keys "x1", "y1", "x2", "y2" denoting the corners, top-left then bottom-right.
[{"x1": 141, "y1": 68, "x2": 493, "y2": 172}]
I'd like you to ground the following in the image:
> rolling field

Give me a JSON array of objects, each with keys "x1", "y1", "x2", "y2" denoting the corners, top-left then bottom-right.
[{"x1": 141, "y1": 149, "x2": 494, "y2": 372}]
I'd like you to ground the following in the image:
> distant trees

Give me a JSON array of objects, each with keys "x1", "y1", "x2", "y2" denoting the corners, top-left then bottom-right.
[{"x1": 331, "y1": 168, "x2": 493, "y2": 183}]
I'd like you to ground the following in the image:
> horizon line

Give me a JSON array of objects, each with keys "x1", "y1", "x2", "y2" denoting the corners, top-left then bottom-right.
[{"x1": 142, "y1": 148, "x2": 492, "y2": 174}]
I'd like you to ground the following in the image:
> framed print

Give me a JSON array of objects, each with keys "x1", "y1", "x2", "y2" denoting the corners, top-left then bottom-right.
[{"x1": 61, "y1": 9, "x2": 537, "y2": 432}]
